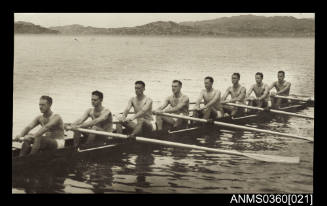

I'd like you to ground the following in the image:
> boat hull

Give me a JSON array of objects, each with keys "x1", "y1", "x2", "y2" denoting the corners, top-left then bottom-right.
[{"x1": 12, "y1": 99, "x2": 312, "y2": 171}]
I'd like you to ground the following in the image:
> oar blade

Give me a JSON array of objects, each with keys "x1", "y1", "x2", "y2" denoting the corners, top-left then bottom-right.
[{"x1": 244, "y1": 153, "x2": 300, "y2": 164}]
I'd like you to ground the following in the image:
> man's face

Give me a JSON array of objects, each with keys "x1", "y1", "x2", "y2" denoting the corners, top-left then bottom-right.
[
  {"x1": 231, "y1": 75, "x2": 239, "y2": 85},
  {"x1": 278, "y1": 73, "x2": 285, "y2": 82},
  {"x1": 255, "y1": 75, "x2": 263, "y2": 84},
  {"x1": 135, "y1": 84, "x2": 145, "y2": 96},
  {"x1": 91, "y1": 95, "x2": 101, "y2": 107},
  {"x1": 172, "y1": 82, "x2": 181, "y2": 94},
  {"x1": 39, "y1": 99, "x2": 50, "y2": 113},
  {"x1": 204, "y1": 79, "x2": 213, "y2": 90}
]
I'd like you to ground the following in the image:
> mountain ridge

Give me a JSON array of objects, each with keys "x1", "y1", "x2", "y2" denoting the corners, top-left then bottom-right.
[{"x1": 15, "y1": 15, "x2": 314, "y2": 37}]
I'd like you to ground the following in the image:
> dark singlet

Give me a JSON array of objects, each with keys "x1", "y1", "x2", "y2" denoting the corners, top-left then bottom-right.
[
  {"x1": 168, "y1": 93, "x2": 189, "y2": 115},
  {"x1": 39, "y1": 113, "x2": 64, "y2": 139}
]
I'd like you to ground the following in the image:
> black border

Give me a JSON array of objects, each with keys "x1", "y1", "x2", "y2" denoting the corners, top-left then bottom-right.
[{"x1": 5, "y1": 4, "x2": 322, "y2": 205}]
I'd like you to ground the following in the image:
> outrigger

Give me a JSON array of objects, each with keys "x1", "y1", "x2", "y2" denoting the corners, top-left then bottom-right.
[{"x1": 13, "y1": 94, "x2": 314, "y2": 169}]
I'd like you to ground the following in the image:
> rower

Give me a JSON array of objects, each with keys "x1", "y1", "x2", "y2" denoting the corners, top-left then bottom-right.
[
  {"x1": 268, "y1": 70, "x2": 291, "y2": 109},
  {"x1": 13, "y1": 96, "x2": 65, "y2": 156},
  {"x1": 66, "y1": 90, "x2": 113, "y2": 148},
  {"x1": 245, "y1": 72, "x2": 271, "y2": 109},
  {"x1": 193, "y1": 76, "x2": 223, "y2": 122},
  {"x1": 153, "y1": 80, "x2": 189, "y2": 131},
  {"x1": 117, "y1": 81, "x2": 153, "y2": 140},
  {"x1": 221, "y1": 73, "x2": 247, "y2": 117}
]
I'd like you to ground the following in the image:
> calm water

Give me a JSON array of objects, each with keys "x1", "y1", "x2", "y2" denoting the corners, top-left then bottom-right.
[{"x1": 12, "y1": 35, "x2": 314, "y2": 193}]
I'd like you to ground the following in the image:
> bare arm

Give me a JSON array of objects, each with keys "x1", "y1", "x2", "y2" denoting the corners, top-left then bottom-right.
[
  {"x1": 79, "y1": 109, "x2": 111, "y2": 128},
  {"x1": 229, "y1": 87, "x2": 246, "y2": 103},
  {"x1": 258, "y1": 84, "x2": 270, "y2": 100},
  {"x1": 246, "y1": 85, "x2": 254, "y2": 98},
  {"x1": 131, "y1": 98, "x2": 153, "y2": 120},
  {"x1": 205, "y1": 90, "x2": 220, "y2": 108},
  {"x1": 164, "y1": 96, "x2": 189, "y2": 113},
  {"x1": 276, "y1": 82, "x2": 291, "y2": 95},
  {"x1": 33, "y1": 114, "x2": 62, "y2": 137},
  {"x1": 17, "y1": 116, "x2": 40, "y2": 137},
  {"x1": 72, "y1": 109, "x2": 90, "y2": 125},
  {"x1": 122, "y1": 98, "x2": 133, "y2": 118},
  {"x1": 221, "y1": 87, "x2": 231, "y2": 103},
  {"x1": 195, "y1": 90, "x2": 204, "y2": 109},
  {"x1": 155, "y1": 97, "x2": 170, "y2": 111},
  {"x1": 268, "y1": 82, "x2": 276, "y2": 92}
]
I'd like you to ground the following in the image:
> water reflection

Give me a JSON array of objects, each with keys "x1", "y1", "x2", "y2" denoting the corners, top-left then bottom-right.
[{"x1": 12, "y1": 157, "x2": 72, "y2": 193}]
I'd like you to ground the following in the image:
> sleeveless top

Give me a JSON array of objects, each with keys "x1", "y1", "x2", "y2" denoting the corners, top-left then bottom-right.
[
  {"x1": 253, "y1": 83, "x2": 269, "y2": 101},
  {"x1": 167, "y1": 93, "x2": 189, "y2": 115},
  {"x1": 203, "y1": 89, "x2": 223, "y2": 111},
  {"x1": 274, "y1": 81, "x2": 290, "y2": 96},
  {"x1": 131, "y1": 96, "x2": 153, "y2": 121},
  {"x1": 228, "y1": 85, "x2": 246, "y2": 103},
  {"x1": 39, "y1": 113, "x2": 64, "y2": 139},
  {"x1": 89, "y1": 107, "x2": 113, "y2": 132}
]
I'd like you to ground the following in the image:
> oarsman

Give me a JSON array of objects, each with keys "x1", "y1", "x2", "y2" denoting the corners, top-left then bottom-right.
[
  {"x1": 221, "y1": 73, "x2": 247, "y2": 117},
  {"x1": 13, "y1": 96, "x2": 65, "y2": 156},
  {"x1": 117, "y1": 81, "x2": 153, "y2": 139},
  {"x1": 194, "y1": 76, "x2": 223, "y2": 121},
  {"x1": 153, "y1": 80, "x2": 189, "y2": 131},
  {"x1": 65, "y1": 90, "x2": 113, "y2": 148},
  {"x1": 268, "y1": 70, "x2": 291, "y2": 109},
  {"x1": 246, "y1": 72, "x2": 271, "y2": 108}
]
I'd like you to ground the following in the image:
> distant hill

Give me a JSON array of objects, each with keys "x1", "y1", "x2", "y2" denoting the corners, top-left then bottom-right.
[
  {"x1": 14, "y1": 21, "x2": 59, "y2": 34},
  {"x1": 50, "y1": 24, "x2": 106, "y2": 35},
  {"x1": 16, "y1": 15, "x2": 315, "y2": 37},
  {"x1": 50, "y1": 21, "x2": 199, "y2": 35},
  {"x1": 180, "y1": 15, "x2": 314, "y2": 37}
]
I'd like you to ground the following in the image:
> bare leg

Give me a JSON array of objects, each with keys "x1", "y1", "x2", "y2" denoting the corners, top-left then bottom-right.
[
  {"x1": 116, "y1": 123, "x2": 123, "y2": 133},
  {"x1": 84, "y1": 126, "x2": 106, "y2": 146},
  {"x1": 73, "y1": 131, "x2": 82, "y2": 148},
  {"x1": 203, "y1": 108, "x2": 218, "y2": 120},
  {"x1": 30, "y1": 136, "x2": 57, "y2": 155},
  {"x1": 174, "y1": 118, "x2": 187, "y2": 129},
  {"x1": 191, "y1": 110, "x2": 201, "y2": 126},
  {"x1": 155, "y1": 115, "x2": 164, "y2": 131},
  {"x1": 19, "y1": 141, "x2": 32, "y2": 157},
  {"x1": 30, "y1": 136, "x2": 42, "y2": 155},
  {"x1": 130, "y1": 120, "x2": 145, "y2": 136},
  {"x1": 156, "y1": 115, "x2": 175, "y2": 131},
  {"x1": 231, "y1": 108, "x2": 238, "y2": 117}
]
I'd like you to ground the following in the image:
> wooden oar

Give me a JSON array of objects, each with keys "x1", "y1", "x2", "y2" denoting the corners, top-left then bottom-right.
[
  {"x1": 225, "y1": 103, "x2": 314, "y2": 119},
  {"x1": 156, "y1": 113, "x2": 314, "y2": 142},
  {"x1": 70, "y1": 128, "x2": 300, "y2": 164},
  {"x1": 273, "y1": 95, "x2": 314, "y2": 103}
]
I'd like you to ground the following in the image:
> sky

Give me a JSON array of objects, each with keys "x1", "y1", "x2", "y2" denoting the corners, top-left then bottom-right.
[{"x1": 14, "y1": 13, "x2": 315, "y2": 28}]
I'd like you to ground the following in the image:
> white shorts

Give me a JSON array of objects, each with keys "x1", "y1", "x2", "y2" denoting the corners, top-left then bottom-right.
[{"x1": 55, "y1": 139, "x2": 65, "y2": 149}]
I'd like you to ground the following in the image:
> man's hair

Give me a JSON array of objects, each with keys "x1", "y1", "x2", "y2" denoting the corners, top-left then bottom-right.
[
  {"x1": 204, "y1": 76, "x2": 214, "y2": 83},
  {"x1": 232, "y1": 73, "x2": 240, "y2": 79},
  {"x1": 278, "y1": 70, "x2": 285, "y2": 76},
  {"x1": 135, "y1": 80, "x2": 145, "y2": 87},
  {"x1": 255, "y1": 72, "x2": 263, "y2": 78},
  {"x1": 92, "y1": 90, "x2": 103, "y2": 100},
  {"x1": 40, "y1": 95, "x2": 53, "y2": 105},
  {"x1": 172, "y1": 80, "x2": 182, "y2": 86}
]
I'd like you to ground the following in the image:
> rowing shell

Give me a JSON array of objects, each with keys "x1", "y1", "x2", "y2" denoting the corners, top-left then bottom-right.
[{"x1": 12, "y1": 96, "x2": 312, "y2": 170}]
